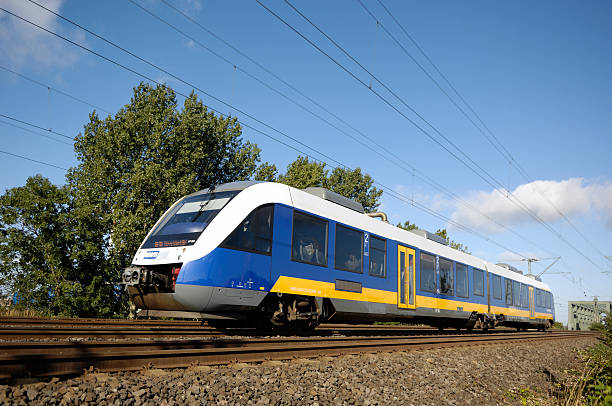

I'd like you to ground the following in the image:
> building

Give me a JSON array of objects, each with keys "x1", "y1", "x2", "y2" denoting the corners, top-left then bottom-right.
[{"x1": 568, "y1": 300, "x2": 611, "y2": 330}]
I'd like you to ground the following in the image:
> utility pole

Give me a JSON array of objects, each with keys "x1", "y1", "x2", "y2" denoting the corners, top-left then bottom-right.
[{"x1": 520, "y1": 256, "x2": 560, "y2": 278}]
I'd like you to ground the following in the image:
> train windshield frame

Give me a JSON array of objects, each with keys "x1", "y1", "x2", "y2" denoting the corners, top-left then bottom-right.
[{"x1": 141, "y1": 190, "x2": 240, "y2": 249}]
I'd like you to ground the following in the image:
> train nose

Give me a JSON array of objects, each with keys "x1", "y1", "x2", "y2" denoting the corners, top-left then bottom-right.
[{"x1": 173, "y1": 284, "x2": 215, "y2": 311}]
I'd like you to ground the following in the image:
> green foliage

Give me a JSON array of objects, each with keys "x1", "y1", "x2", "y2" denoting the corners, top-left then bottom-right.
[
  {"x1": 435, "y1": 228, "x2": 471, "y2": 254},
  {"x1": 552, "y1": 321, "x2": 566, "y2": 329},
  {"x1": 254, "y1": 162, "x2": 278, "y2": 182},
  {"x1": 590, "y1": 322, "x2": 606, "y2": 332},
  {"x1": 0, "y1": 176, "x2": 115, "y2": 316},
  {"x1": 396, "y1": 221, "x2": 418, "y2": 231},
  {"x1": 559, "y1": 312, "x2": 612, "y2": 405},
  {"x1": 276, "y1": 156, "x2": 382, "y2": 212},
  {"x1": 277, "y1": 156, "x2": 327, "y2": 189},
  {"x1": 67, "y1": 83, "x2": 261, "y2": 285},
  {"x1": 0, "y1": 83, "x2": 262, "y2": 317}
]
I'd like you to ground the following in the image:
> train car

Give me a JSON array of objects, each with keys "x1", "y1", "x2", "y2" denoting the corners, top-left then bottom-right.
[{"x1": 122, "y1": 181, "x2": 555, "y2": 330}]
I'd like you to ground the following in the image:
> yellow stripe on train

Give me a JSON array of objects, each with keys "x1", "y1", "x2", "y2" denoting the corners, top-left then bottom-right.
[{"x1": 269, "y1": 276, "x2": 552, "y2": 318}]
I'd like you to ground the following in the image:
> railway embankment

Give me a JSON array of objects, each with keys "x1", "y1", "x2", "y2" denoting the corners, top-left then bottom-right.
[{"x1": 0, "y1": 335, "x2": 597, "y2": 405}]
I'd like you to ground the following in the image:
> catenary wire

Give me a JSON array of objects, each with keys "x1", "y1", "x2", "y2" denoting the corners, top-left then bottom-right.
[
  {"x1": 153, "y1": 0, "x2": 556, "y2": 256},
  {"x1": 256, "y1": 0, "x2": 605, "y2": 272},
  {"x1": 0, "y1": 5, "x2": 542, "y2": 263},
  {"x1": 0, "y1": 65, "x2": 112, "y2": 116},
  {"x1": 0, "y1": 114, "x2": 73, "y2": 140},
  {"x1": 22, "y1": 0, "x2": 345, "y2": 170},
  {"x1": 0, "y1": 119, "x2": 72, "y2": 146},
  {"x1": 0, "y1": 149, "x2": 68, "y2": 171},
  {"x1": 373, "y1": 0, "x2": 608, "y2": 265}
]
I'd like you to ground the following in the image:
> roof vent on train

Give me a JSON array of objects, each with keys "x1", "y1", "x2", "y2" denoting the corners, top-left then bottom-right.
[
  {"x1": 302, "y1": 187, "x2": 365, "y2": 213},
  {"x1": 409, "y1": 229, "x2": 448, "y2": 246},
  {"x1": 496, "y1": 263, "x2": 523, "y2": 274}
]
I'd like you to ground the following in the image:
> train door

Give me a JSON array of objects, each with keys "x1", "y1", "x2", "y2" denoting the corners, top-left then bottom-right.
[
  {"x1": 486, "y1": 271, "x2": 491, "y2": 314},
  {"x1": 528, "y1": 287, "x2": 535, "y2": 319},
  {"x1": 397, "y1": 245, "x2": 416, "y2": 309}
]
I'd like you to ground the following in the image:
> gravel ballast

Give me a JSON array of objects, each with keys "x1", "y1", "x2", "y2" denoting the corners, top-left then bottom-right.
[{"x1": 0, "y1": 336, "x2": 596, "y2": 405}]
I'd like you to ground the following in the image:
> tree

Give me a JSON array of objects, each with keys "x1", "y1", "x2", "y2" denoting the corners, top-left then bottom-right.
[
  {"x1": 0, "y1": 176, "x2": 115, "y2": 316},
  {"x1": 397, "y1": 220, "x2": 418, "y2": 231},
  {"x1": 435, "y1": 229, "x2": 471, "y2": 254},
  {"x1": 324, "y1": 167, "x2": 382, "y2": 213},
  {"x1": 254, "y1": 162, "x2": 278, "y2": 182},
  {"x1": 277, "y1": 156, "x2": 327, "y2": 189},
  {"x1": 276, "y1": 156, "x2": 382, "y2": 212}
]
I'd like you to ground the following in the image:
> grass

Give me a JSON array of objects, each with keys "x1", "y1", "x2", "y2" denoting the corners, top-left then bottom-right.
[{"x1": 556, "y1": 314, "x2": 612, "y2": 405}]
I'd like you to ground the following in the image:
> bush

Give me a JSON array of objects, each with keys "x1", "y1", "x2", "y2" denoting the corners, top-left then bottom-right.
[{"x1": 561, "y1": 312, "x2": 612, "y2": 405}]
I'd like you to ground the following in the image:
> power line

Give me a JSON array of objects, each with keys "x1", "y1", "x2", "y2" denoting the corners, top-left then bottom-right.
[
  {"x1": 137, "y1": 0, "x2": 552, "y2": 255},
  {"x1": 21, "y1": 0, "x2": 344, "y2": 170},
  {"x1": 0, "y1": 149, "x2": 67, "y2": 171},
  {"x1": 0, "y1": 119, "x2": 72, "y2": 146},
  {"x1": 0, "y1": 4, "x2": 535, "y2": 261},
  {"x1": 256, "y1": 0, "x2": 605, "y2": 272},
  {"x1": 374, "y1": 0, "x2": 608, "y2": 267},
  {"x1": 0, "y1": 65, "x2": 112, "y2": 115},
  {"x1": 0, "y1": 114, "x2": 73, "y2": 140}
]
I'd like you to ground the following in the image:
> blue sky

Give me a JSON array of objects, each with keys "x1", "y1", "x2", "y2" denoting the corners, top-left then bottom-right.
[{"x1": 1, "y1": 0, "x2": 611, "y2": 324}]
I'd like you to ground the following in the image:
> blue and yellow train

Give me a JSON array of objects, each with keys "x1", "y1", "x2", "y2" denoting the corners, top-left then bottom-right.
[{"x1": 123, "y1": 181, "x2": 555, "y2": 330}]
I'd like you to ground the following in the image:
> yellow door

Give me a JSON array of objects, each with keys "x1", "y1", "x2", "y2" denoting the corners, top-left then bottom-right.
[
  {"x1": 398, "y1": 245, "x2": 416, "y2": 309},
  {"x1": 529, "y1": 287, "x2": 535, "y2": 319}
]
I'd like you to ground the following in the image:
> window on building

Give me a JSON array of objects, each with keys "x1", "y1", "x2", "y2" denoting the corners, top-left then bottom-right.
[
  {"x1": 420, "y1": 253, "x2": 436, "y2": 293},
  {"x1": 456, "y1": 263, "x2": 468, "y2": 298},
  {"x1": 221, "y1": 205, "x2": 273, "y2": 255},
  {"x1": 505, "y1": 278, "x2": 513, "y2": 305},
  {"x1": 473, "y1": 269, "x2": 484, "y2": 296},
  {"x1": 291, "y1": 211, "x2": 328, "y2": 266},
  {"x1": 492, "y1": 274, "x2": 502, "y2": 300},
  {"x1": 512, "y1": 280, "x2": 520, "y2": 307},
  {"x1": 439, "y1": 258, "x2": 453, "y2": 296},
  {"x1": 369, "y1": 236, "x2": 386, "y2": 278},
  {"x1": 520, "y1": 284, "x2": 529, "y2": 308},
  {"x1": 334, "y1": 224, "x2": 363, "y2": 273}
]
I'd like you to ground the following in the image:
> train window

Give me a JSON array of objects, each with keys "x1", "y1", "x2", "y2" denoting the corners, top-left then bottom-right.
[
  {"x1": 439, "y1": 258, "x2": 453, "y2": 296},
  {"x1": 221, "y1": 205, "x2": 274, "y2": 255},
  {"x1": 520, "y1": 284, "x2": 529, "y2": 308},
  {"x1": 456, "y1": 263, "x2": 468, "y2": 298},
  {"x1": 492, "y1": 274, "x2": 502, "y2": 300},
  {"x1": 420, "y1": 253, "x2": 436, "y2": 293},
  {"x1": 545, "y1": 291, "x2": 551, "y2": 308},
  {"x1": 505, "y1": 278, "x2": 513, "y2": 305},
  {"x1": 291, "y1": 211, "x2": 328, "y2": 266},
  {"x1": 334, "y1": 225, "x2": 363, "y2": 273},
  {"x1": 473, "y1": 269, "x2": 484, "y2": 296},
  {"x1": 369, "y1": 236, "x2": 386, "y2": 278},
  {"x1": 512, "y1": 281, "x2": 520, "y2": 307},
  {"x1": 536, "y1": 289, "x2": 542, "y2": 307}
]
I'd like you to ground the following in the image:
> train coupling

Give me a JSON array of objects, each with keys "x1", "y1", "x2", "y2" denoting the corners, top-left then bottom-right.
[{"x1": 120, "y1": 266, "x2": 149, "y2": 287}]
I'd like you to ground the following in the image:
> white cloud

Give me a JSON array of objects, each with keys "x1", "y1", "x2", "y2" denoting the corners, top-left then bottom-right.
[
  {"x1": 0, "y1": 0, "x2": 80, "y2": 69},
  {"x1": 451, "y1": 178, "x2": 612, "y2": 233}
]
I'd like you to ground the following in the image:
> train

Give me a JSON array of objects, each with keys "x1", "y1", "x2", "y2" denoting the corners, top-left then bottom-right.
[{"x1": 122, "y1": 181, "x2": 555, "y2": 331}]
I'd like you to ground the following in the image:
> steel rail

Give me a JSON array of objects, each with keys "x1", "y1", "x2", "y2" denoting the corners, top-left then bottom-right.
[{"x1": 0, "y1": 331, "x2": 594, "y2": 379}]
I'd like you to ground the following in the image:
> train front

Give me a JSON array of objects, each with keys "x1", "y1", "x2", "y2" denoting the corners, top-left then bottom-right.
[{"x1": 122, "y1": 181, "x2": 283, "y2": 319}]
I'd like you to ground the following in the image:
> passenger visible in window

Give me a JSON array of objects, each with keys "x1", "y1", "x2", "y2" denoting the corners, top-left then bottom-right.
[
  {"x1": 344, "y1": 254, "x2": 360, "y2": 271},
  {"x1": 299, "y1": 238, "x2": 322, "y2": 264}
]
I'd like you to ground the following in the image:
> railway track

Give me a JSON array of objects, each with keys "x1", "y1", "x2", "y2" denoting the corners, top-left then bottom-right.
[
  {"x1": 0, "y1": 317, "x2": 517, "y2": 339},
  {"x1": 0, "y1": 330, "x2": 594, "y2": 380}
]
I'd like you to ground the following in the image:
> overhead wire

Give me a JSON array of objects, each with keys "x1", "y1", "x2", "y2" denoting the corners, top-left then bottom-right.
[
  {"x1": 256, "y1": 0, "x2": 605, "y2": 272},
  {"x1": 0, "y1": 65, "x2": 112, "y2": 116},
  {"x1": 0, "y1": 3, "x2": 538, "y2": 261},
  {"x1": 0, "y1": 119, "x2": 72, "y2": 146},
  {"x1": 373, "y1": 0, "x2": 608, "y2": 267},
  {"x1": 130, "y1": 0, "x2": 553, "y2": 254},
  {"x1": 0, "y1": 113, "x2": 73, "y2": 140},
  {"x1": 22, "y1": 0, "x2": 344, "y2": 170},
  {"x1": 0, "y1": 149, "x2": 68, "y2": 171}
]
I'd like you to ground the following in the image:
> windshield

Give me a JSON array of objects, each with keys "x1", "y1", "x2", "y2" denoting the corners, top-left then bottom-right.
[{"x1": 141, "y1": 190, "x2": 239, "y2": 249}]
